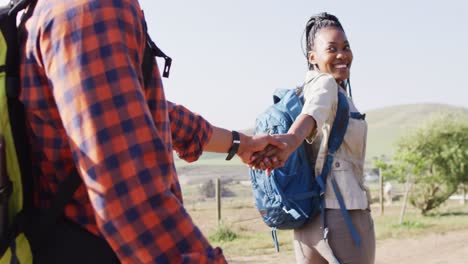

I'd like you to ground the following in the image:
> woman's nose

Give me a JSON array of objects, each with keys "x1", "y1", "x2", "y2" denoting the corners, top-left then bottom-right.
[{"x1": 336, "y1": 52, "x2": 346, "y2": 59}]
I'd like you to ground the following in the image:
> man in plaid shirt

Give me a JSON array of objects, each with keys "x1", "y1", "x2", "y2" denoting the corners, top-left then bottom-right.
[{"x1": 19, "y1": 0, "x2": 284, "y2": 262}]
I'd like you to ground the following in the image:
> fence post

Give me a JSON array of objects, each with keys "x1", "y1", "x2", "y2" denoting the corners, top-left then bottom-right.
[
  {"x1": 461, "y1": 184, "x2": 466, "y2": 205},
  {"x1": 216, "y1": 178, "x2": 221, "y2": 226},
  {"x1": 379, "y1": 168, "x2": 384, "y2": 216},
  {"x1": 399, "y1": 174, "x2": 411, "y2": 225}
]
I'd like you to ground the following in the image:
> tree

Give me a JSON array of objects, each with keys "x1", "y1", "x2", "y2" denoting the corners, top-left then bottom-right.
[{"x1": 392, "y1": 112, "x2": 468, "y2": 215}]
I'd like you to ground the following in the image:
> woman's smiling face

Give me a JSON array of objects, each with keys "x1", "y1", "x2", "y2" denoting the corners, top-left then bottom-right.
[{"x1": 308, "y1": 27, "x2": 353, "y2": 83}]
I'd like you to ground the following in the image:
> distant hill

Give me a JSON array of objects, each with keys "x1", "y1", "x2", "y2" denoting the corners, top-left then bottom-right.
[
  {"x1": 365, "y1": 103, "x2": 468, "y2": 159},
  {"x1": 175, "y1": 103, "x2": 468, "y2": 167}
]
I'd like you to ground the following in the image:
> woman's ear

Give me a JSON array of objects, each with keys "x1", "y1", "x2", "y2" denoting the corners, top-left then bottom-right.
[{"x1": 308, "y1": 51, "x2": 316, "y2": 66}]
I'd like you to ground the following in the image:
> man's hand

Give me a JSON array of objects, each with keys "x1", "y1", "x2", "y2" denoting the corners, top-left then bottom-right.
[
  {"x1": 249, "y1": 134, "x2": 302, "y2": 175},
  {"x1": 234, "y1": 114, "x2": 315, "y2": 175},
  {"x1": 236, "y1": 134, "x2": 287, "y2": 169}
]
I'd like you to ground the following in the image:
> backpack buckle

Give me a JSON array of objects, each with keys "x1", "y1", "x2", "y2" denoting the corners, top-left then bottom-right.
[
  {"x1": 0, "y1": 181, "x2": 12, "y2": 204},
  {"x1": 282, "y1": 206, "x2": 300, "y2": 219},
  {"x1": 323, "y1": 227, "x2": 329, "y2": 240},
  {"x1": 162, "y1": 57, "x2": 172, "y2": 78}
]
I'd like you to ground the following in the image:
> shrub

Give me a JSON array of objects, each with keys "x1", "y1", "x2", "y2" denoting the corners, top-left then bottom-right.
[{"x1": 209, "y1": 224, "x2": 238, "y2": 242}]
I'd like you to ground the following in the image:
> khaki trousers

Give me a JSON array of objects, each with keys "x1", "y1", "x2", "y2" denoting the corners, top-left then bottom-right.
[{"x1": 294, "y1": 209, "x2": 375, "y2": 264}]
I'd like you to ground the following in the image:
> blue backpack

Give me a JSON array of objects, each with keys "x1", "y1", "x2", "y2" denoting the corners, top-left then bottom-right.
[{"x1": 249, "y1": 86, "x2": 361, "y2": 252}]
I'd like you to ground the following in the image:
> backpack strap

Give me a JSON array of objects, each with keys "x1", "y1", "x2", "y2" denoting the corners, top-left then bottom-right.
[
  {"x1": 8, "y1": 0, "x2": 34, "y2": 16},
  {"x1": 315, "y1": 92, "x2": 350, "y2": 191},
  {"x1": 43, "y1": 170, "x2": 81, "y2": 227},
  {"x1": 316, "y1": 92, "x2": 362, "y2": 247},
  {"x1": 141, "y1": 12, "x2": 172, "y2": 80},
  {"x1": 350, "y1": 112, "x2": 365, "y2": 120}
]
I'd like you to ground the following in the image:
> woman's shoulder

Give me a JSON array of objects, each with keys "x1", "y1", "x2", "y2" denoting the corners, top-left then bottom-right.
[{"x1": 303, "y1": 71, "x2": 338, "y2": 95}]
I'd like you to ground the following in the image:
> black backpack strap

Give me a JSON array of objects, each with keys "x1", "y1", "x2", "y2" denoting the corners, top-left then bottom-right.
[
  {"x1": 46, "y1": 169, "x2": 82, "y2": 224},
  {"x1": 8, "y1": 0, "x2": 34, "y2": 15},
  {"x1": 30, "y1": 169, "x2": 81, "y2": 248},
  {"x1": 141, "y1": 38, "x2": 155, "y2": 87},
  {"x1": 141, "y1": 11, "x2": 172, "y2": 80},
  {"x1": 146, "y1": 34, "x2": 172, "y2": 79},
  {"x1": 33, "y1": 169, "x2": 119, "y2": 264}
]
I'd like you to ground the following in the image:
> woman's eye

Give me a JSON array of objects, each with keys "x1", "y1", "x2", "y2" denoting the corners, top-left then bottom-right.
[
  {"x1": 327, "y1": 47, "x2": 337, "y2": 52},
  {"x1": 344, "y1": 45, "x2": 351, "y2": 51}
]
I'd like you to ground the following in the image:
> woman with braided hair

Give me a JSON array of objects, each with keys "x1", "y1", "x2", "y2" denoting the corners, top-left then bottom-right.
[{"x1": 251, "y1": 12, "x2": 375, "y2": 263}]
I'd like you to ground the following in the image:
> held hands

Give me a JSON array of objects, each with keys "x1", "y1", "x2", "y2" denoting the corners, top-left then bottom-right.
[
  {"x1": 236, "y1": 115, "x2": 314, "y2": 174},
  {"x1": 236, "y1": 134, "x2": 286, "y2": 168},
  {"x1": 237, "y1": 134, "x2": 301, "y2": 175}
]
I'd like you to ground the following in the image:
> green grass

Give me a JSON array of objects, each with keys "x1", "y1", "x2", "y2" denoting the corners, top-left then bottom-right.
[
  {"x1": 211, "y1": 230, "x2": 295, "y2": 257},
  {"x1": 209, "y1": 224, "x2": 239, "y2": 242},
  {"x1": 372, "y1": 203, "x2": 468, "y2": 240}
]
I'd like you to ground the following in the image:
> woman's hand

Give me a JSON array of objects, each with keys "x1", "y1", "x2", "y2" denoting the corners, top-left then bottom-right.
[
  {"x1": 248, "y1": 114, "x2": 317, "y2": 175},
  {"x1": 249, "y1": 134, "x2": 303, "y2": 175},
  {"x1": 236, "y1": 134, "x2": 287, "y2": 166}
]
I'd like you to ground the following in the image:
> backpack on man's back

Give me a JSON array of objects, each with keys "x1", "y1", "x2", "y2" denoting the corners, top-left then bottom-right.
[{"x1": 0, "y1": 0, "x2": 171, "y2": 262}]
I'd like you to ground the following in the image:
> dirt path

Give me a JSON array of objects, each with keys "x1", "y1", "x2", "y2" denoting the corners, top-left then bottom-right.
[
  {"x1": 227, "y1": 229, "x2": 468, "y2": 264},
  {"x1": 374, "y1": 229, "x2": 468, "y2": 264}
]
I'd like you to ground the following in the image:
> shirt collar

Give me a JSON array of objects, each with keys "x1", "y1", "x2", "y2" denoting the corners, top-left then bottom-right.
[{"x1": 305, "y1": 70, "x2": 348, "y2": 95}]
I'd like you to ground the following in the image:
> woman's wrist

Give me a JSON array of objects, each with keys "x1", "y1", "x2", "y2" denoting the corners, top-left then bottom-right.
[
  {"x1": 286, "y1": 133, "x2": 305, "y2": 150},
  {"x1": 288, "y1": 114, "x2": 316, "y2": 146}
]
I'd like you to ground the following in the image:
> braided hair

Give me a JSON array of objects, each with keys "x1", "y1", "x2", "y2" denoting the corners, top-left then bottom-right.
[
  {"x1": 304, "y1": 12, "x2": 345, "y2": 70},
  {"x1": 303, "y1": 13, "x2": 353, "y2": 96}
]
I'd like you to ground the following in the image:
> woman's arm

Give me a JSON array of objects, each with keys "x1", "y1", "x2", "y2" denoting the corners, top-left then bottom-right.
[
  {"x1": 250, "y1": 73, "x2": 337, "y2": 172},
  {"x1": 250, "y1": 114, "x2": 316, "y2": 171}
]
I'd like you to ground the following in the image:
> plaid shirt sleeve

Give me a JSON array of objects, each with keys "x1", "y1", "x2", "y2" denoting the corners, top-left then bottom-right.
[
  {"x1": 35, "y1": 0, "x2": 226, "y2": 262},
  {"x1": 167, "y1": 101, "x2": 213, "y2": 162}
]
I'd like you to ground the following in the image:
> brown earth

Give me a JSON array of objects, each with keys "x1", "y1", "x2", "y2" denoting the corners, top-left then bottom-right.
[{"x1": 227, "y1": 229, "x2": 468, "y2": 264}]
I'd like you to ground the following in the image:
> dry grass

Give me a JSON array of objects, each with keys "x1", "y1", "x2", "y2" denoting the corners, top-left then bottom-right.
[{"x1": 182, "y1": 180, "x2": 468, "y2": 258}]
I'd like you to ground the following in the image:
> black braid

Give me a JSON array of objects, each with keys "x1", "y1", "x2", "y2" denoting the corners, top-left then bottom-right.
[{"x1": 305, "y1": 12, "x2": 344, "y2": 70}]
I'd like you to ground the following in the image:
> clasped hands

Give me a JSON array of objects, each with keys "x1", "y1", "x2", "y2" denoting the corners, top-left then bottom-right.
[{"x1": 237, "y1": 134, "x2": 300, "y2": 175}]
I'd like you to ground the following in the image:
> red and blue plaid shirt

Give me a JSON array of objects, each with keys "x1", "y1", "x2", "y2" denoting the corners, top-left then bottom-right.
[{"x1": 20, "y1": 0, "x2": 226, "y2": 262}]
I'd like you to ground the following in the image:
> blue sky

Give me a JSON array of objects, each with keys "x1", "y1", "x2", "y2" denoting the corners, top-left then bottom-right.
[
  {"x1": 3, "y1": 0, "x2": 467, "y2": 130},
  {"x1": 139, "y1": 0, "x2": 468, "y2": 130}
]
